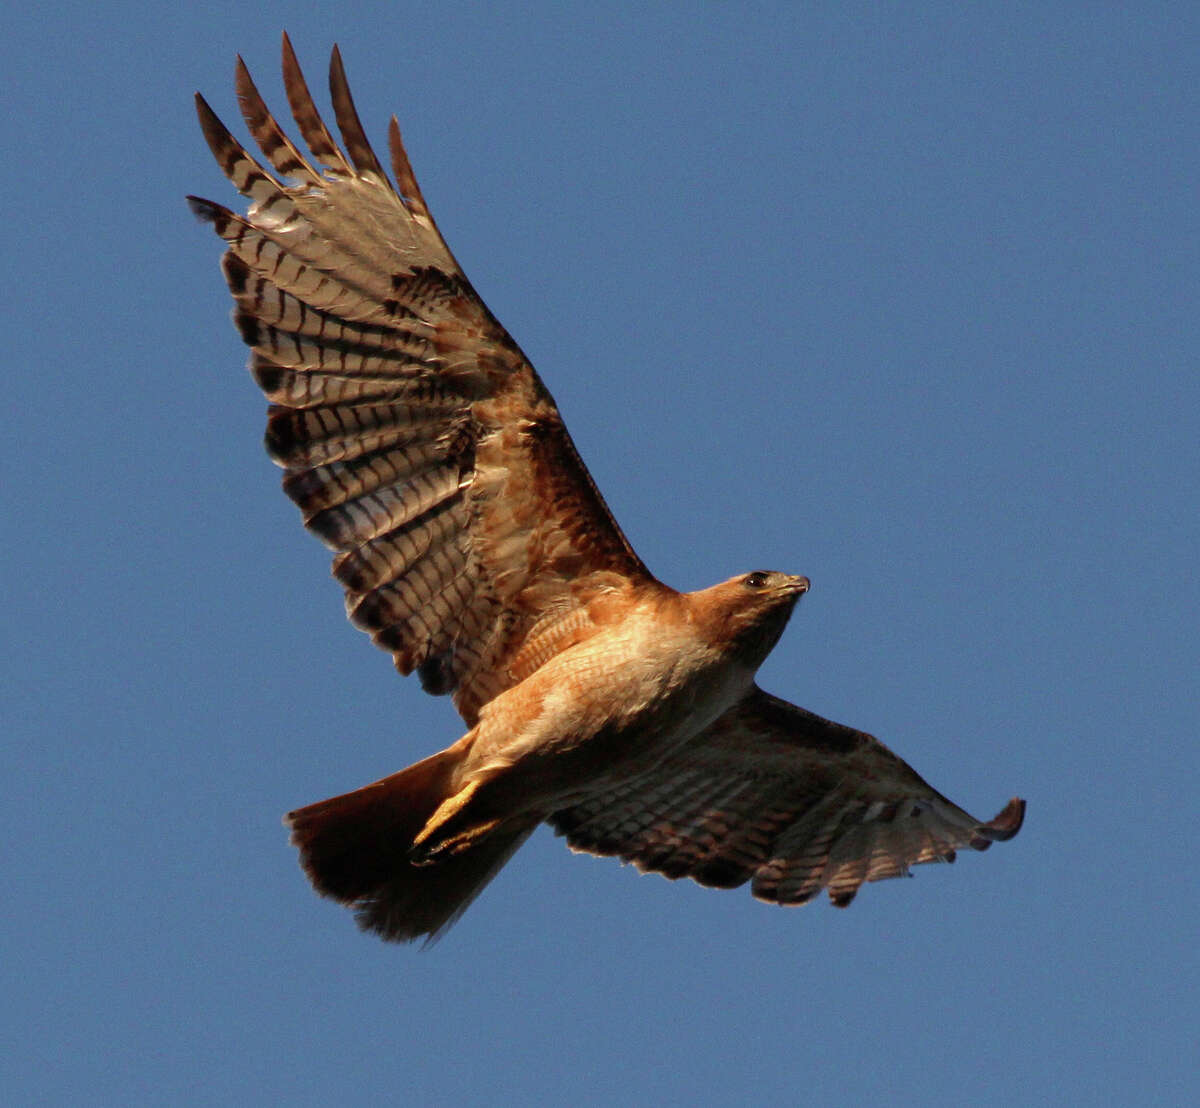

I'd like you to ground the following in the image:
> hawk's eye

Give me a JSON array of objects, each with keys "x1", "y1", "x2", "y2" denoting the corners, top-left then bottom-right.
[{"x1": 743, "y1": 571, "x2": 770, "y2": 589}]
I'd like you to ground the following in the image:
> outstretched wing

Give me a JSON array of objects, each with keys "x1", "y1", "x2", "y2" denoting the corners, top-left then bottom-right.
[
  {"x1": 551, "y1": 687, "x2": 1024, "y2": 907},
  {"x1": 191, "y1": 35, "x2": 652, "y2": 724}
]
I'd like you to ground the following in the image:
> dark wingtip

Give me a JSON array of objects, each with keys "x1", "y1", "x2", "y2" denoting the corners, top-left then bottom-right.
[
  {"x1": 973, "y1": 797, "x2": 1026, "y2": 848},
  {"x1": 233, "y1": 310, "x2": 261, "y2": 346},
  {"x1": 186, "y1": 195, "x2": 218, "y2": 222},
  {"x1": 193, "y1": 91, "x2": 226, "y2": 146},
  {"x1": 263, "y1": 406, "x2": 301, "y2": 465},
  {"x1": 417, "y1": 655, "x2": 456, "y2": 696},
  {"x1": 222, "y1": 252, "x2": 251, "y2": 294}
]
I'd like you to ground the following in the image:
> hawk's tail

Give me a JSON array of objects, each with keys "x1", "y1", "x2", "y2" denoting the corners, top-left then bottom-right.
[{"x1": 286, "y1": 746, "x2": 535, "y2": 943}]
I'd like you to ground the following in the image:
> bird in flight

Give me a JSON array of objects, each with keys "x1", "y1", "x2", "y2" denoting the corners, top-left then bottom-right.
[{"x1": 191, "y1": 35, "x2": 1024, "y2": 943}]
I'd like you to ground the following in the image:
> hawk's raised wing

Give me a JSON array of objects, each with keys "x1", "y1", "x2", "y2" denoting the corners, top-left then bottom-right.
[
  {"x1": 551, "y1": 687, "x2": 1025, "y2": 907},
  {"x1": 190, "y1": 36, "x2": 652, "y2": 724}
]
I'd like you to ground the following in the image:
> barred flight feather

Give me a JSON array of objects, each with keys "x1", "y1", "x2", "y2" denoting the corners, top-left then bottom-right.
[
  {"x1": 280, "y1": 35, "x2": 353, "y2": 176},
  {"x1": 282, "y1": 442, "x2": 449, "y2": 515},
  {"x1": 234, "y1": 58, "x2": 318, "y2": 184},
  {"x1": 370, "y1": 573, "x2": 477, "y2": 666},
  {"x1": 332, "y1": 497, "x2": 466, "y2": 593},
  {"x1": 348, "y1": 541, "x2": 467, "y2": 634},
  {"x1": 193, "y1": 203, "x2": 398, "y2": 327},
  {"x1": 193, "y1": 34, "x2": 650, "y2": 722},
  {"x1": 226, "y1": 260, "x2": 437, "y2": 358},
  {"x1": 552, "y1": 688, "x2": 1023, "y2": 910},
  {"x1": 308, "y1": 465, "x2": 463, "y2": 549},
  {"x1": 325, "y1": 49, "x2": 385, "y2": 179},
  {"x1": 264, "y1": 401, "x2": 462, "y2": 468},
  {"x1": 252, "y1": 361, "x2": 423, "y2": 408}
]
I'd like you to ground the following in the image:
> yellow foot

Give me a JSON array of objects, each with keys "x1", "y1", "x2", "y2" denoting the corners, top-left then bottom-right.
[
  {"x1": 425, "y1": 817, "x2": 505, "y2": 859},
  {"x1": 413, "y1": 779, "x2": 483, "y2": 852}
]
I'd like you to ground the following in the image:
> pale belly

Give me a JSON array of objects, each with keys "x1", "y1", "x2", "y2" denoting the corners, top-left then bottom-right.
[{"x1": 461, "y1": 613, "x2": 755, "y2": 810}]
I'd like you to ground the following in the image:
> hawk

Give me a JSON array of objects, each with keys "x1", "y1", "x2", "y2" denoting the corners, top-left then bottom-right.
[{"x1": 191, "y1": 35, "x2": 1024, "y2": 943}]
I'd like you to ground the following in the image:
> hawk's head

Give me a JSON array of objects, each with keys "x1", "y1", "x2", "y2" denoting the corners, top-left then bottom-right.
[{"x1": 690, "y1": 571, "x2": 810, "y2": 669}]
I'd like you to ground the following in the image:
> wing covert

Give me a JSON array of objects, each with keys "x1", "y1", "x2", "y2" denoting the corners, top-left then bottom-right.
[
  {"x1": 192, "y1": 35, "x2": 652, "y2": 724},
  {"x1": 550, "y1": 687, "x2": 1025, "y2": 908}
]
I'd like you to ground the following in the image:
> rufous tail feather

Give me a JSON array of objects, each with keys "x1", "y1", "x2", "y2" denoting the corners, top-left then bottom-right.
[{"x1": 285, "y1": 743, "x2": 534, "y2": 942}]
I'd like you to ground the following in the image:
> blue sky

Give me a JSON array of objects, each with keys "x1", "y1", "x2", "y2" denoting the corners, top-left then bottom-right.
[{"x1": 4, "y1": 3, "x2": 1196, "y2": 1104}]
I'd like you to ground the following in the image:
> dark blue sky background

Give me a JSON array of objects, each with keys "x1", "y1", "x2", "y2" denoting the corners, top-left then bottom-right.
[{"x1": 4, "y1": 3, "x2": 1196, "y2": 1104}]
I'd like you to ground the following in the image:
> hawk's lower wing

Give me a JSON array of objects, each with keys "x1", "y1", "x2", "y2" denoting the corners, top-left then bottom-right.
[{"x1": 550, "y1": 687, "x2": 1024, "y2": 908}]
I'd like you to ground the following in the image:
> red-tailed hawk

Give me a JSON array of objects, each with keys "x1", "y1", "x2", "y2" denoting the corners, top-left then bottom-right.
[{"x1": 191, "y1": 36, "x2": 1024, "y2": 943}]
